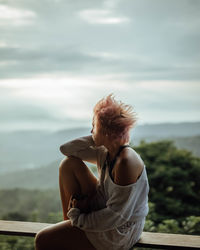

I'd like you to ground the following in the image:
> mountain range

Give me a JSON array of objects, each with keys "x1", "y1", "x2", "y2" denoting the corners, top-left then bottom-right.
[{"x1": 0, "y1": 122, "x2": 199, "y2": 188}]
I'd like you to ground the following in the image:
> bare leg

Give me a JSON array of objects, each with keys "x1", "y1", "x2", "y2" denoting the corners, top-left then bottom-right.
[
  {"x1": 35, "y1": 156, "x2": 98, "y2": 250},
  {"x1": 35, "y1": 220, "x2": 96, "y2": 250},
  {"x1": 59, "y1": 156, "x2": 98, "y2": 220}
]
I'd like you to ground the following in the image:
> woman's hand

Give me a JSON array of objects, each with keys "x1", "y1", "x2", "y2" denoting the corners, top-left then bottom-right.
[
  {"x1": 68, "y1": 196, "x2": 78, "y2": 210},
  {"x1": 68, "y1": 194, "x2": 90, "y2": 213}
]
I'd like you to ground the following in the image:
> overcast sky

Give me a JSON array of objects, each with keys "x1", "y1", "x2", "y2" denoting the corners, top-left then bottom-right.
[{"x1": 0, "y1": 0, "x2": 200, "y2": 131}]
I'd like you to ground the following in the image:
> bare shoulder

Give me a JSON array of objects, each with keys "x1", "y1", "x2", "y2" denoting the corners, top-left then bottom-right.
[
  {"x1": 121, "y1": 147, "x2": 144, "y2": 168},
  {"x1": 113, "y1": 147, "x2": 144, "y2": 186}
]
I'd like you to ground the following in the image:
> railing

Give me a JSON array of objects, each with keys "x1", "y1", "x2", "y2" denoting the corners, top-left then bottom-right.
[{"x1": 0, "y1": 220, "x2": 200, "y2": 249}]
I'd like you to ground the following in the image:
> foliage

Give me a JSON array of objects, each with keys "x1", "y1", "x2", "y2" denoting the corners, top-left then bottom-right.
[
  {"x1": 182, "y1": 216, "x2": 200, "y2": 235},
  {"x1": 0, "y1": 235, "x2": 34, "y2": 250},
  {"x1": 0, "y1": 189, "x2": 62, "y2": 223},
  {"x1": 157, "y1": 219, "x2": 181, "y2": 233},
  {"x1": 135, "y1": 140, "x2": 200, "y2": 224}
]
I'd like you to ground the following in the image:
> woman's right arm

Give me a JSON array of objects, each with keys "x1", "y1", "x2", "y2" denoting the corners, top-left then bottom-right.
[{"x1": 60, "y1": 135, "x2": 103, "y2": 165}]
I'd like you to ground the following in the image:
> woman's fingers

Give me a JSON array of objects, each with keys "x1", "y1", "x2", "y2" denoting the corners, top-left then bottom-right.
[
  {"x1": 68, "y1": 195, "x2": 78, "y2": 209},
  {"x1": 72, "y1": 199, "x2": 78, "y2": 207},
  {"x1": 68, "y1": 194, "x2": 90, "y2": 212},
  {"x1": 68, "y1": 195, "x2": 74, "y2": 210}
]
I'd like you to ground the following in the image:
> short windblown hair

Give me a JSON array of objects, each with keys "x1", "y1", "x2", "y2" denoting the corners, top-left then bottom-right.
[{"x1": 93, "y1": 93, "x2": 138, "y2": 144}]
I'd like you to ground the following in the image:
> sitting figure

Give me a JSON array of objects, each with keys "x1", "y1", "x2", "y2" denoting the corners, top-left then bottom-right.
[{"x1": 35, "y1": 93, "x2": 149, "y2": 250}]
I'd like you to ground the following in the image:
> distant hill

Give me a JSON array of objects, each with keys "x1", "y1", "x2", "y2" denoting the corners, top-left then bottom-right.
[
  {"x1": 0, "y1": 160, "x2": 97, "y2": 189},
  {"x1": 133, "y1": 122, "x2": 200, "y2": 139},
  {"x1": 171, "y1": 135, "x2": 200, "y2": 158},
  {"x1": 0, "y1": 127, "x2": 90, "y2": 174},
  {"x1": 0, "y1": 122, "x2": 199, "y2": 174},
  {"x1": 0, "y1": 160, "x2": 59, "y2": 189},
  {"x1": 133, "y1": 135, "x2": 200, "y2": 158},
  {"x1": 0, "y1": 133, "x2": 200, "y2": 189}
]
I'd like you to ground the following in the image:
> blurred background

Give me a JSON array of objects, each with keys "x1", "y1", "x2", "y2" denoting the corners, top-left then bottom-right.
[{"x1": 0, "y1": 0, "x2": 200, "y2": 249}]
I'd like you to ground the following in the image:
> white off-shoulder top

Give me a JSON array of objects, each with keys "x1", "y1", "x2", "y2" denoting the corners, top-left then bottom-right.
[{"x1": 60, "y1": 135, "x2": 149, "y2": 250}]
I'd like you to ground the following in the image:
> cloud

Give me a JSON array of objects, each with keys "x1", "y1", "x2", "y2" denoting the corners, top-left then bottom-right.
[
  {"x1": 0, "y1": 46, "x2": 102, "y2": 78},
  {"x1": 0, "y1": 0, "x2": 200, "y2": 129},
  {"x1": 0, "y1": 44, "x2": 199, "y2": 81},
  {"x1": 0, "y1": 95, "x2": 54, "y2": 122},
  {"x1": 1, "y1": 76, "x2": 200, "y2": 131},
  {"x1": 0, "y1": 4, "x2": 36, "y2": 26},
  {"x1": 0, "y1": 0, "x2": 200, "y2": 81},
  {"x1": 0, "y1": 4, "x2": 35, "y2": 19},
  {"x1": 78, "y1": 9, "x2": 130, "y2": 24}
]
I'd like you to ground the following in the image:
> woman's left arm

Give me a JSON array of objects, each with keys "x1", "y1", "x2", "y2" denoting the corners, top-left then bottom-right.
[
  {"x1": 67, "y1": 191, "x2": 131, "y2": 232},
  {"x1": 67, "y1": 180, "x2": 149, "y2": 232},
  {"x1": 60, "y1": 135, "x2": 104, "y2": 165}
]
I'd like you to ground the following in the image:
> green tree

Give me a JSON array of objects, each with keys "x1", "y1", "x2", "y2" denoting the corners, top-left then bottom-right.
[
  {"x1": 135, "y1": 140, "x2": 200, "y2": 224},
  {"x1": 2, "y1": 212, "x2": 28, "y2": 221},
  {"x1": 182, "y1": 216, "x2": 200, "y2": 235},
  {"x1": 157, "y1": 219, "x2": 181, "y2": 233}
]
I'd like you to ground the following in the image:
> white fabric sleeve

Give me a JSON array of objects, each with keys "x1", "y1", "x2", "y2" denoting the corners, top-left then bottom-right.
[
  {"x1": 67, "y1": 184, "x2": 141, "y2": 232},
  {"x1": 60, "y1": 135, "x2": 103, "y2": 165}
]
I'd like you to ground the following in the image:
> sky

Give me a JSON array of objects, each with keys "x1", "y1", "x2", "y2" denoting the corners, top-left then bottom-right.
[{"x1": 0, "y1": 0, "x2": 200, "y2": 131}]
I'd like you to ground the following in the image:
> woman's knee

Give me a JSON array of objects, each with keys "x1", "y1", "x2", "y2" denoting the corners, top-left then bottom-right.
[
  {"x1": 59, "y1": 156, "x2": 97, "y2": 196},
  {"x1": 35, "y1": 221, "x2": 96, "y2": 250},
  {"x1": 35, "y1": 229, "x2": 48, "y2": 249},
  {"x1": 59, "y1": 156, "x2": 83, "y2": 175}
]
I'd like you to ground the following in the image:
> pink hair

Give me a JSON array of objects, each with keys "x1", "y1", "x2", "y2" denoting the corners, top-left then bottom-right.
[{"x1": 93, "y1": 93, "x2": 138, "y2": 144}]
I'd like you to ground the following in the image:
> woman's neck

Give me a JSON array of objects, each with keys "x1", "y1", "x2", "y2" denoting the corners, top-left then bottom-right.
[
  {"x1": 104, "y1": 141, "x2": 129, "y2": 161},
  {"x1": 106, "y1": 145, "x2": 120, "y2": 161}
]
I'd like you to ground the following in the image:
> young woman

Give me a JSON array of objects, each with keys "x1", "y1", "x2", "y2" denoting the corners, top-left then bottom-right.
[{"x1": 35, "y1": 94, "x2": 149, "y2": 250}]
